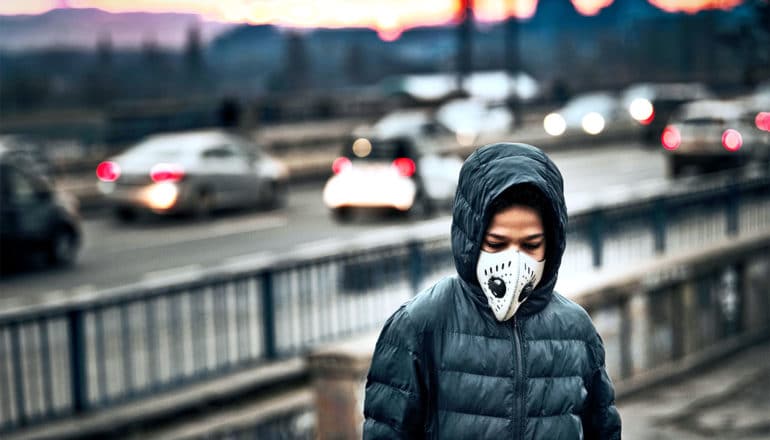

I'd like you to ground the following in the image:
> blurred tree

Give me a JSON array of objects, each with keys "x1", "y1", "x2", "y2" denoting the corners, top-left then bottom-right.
[{"x1": 716, "y1": 0, "x2": 770, "y2": 87}]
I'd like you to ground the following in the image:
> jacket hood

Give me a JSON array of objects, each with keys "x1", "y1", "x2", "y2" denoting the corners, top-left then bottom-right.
[{"x1": 451, "y1": 142, "x2": 567, "y2": 316}]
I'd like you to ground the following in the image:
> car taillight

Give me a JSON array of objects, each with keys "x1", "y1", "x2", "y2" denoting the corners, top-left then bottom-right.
[
  {"x1": 332, "y1": 157, "x2": 352, "y2": 174},
  {"x1": 96, "y1": 161, "x2": 121, "y2": 182},
  {"x1": 661, "y1": 125, "x2": 681, "y2": 151},
  {"x1": 722, "y1": 129, "x2": 742, "y2": 152},
  {"x1": 756, "y1": 112, "x2": 770, "y2": 132},
  {"x1": 392, "y1": 157, "x2": 416, "y2": 177},
  {"x1": 150, "y1": 163, "x2": 185, "y2": 182}
]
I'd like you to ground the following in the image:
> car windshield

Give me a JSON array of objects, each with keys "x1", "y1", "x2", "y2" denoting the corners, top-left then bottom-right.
[{"x1": 342, "y1": 137, "x2": 414, "y2": 161}]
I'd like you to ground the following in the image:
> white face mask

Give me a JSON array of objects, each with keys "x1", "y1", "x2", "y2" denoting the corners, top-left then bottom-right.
[{"x1": 476, "y1": 248, "x2": 545, "y2": 321}]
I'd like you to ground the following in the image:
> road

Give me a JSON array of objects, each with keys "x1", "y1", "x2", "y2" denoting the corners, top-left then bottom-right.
[
  {"x1": 618, "y1": 340, "x2": 770, "y2": 440},
  {"x1": 0, "y1": 142, "x2": 670, "y2": 308}
]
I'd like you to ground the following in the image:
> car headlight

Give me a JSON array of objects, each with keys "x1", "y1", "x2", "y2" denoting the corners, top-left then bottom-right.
[
  {"x1": 581, "y1": 112, "x2": 605, "y2": 135},
  {"x1": 544, "y1": 113, "x2": 566, "y2": 136},
  {"x1": 143, "y1": 182, "x2": 179, "y2": 211},
  {"x1": 629, "y1": 98, "x2": 654, "y2": 123}
]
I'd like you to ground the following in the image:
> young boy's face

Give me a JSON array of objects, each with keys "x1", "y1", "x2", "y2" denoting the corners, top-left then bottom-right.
[{"x1": 481, "y1": 204, "x2": 546, "y2": 262}]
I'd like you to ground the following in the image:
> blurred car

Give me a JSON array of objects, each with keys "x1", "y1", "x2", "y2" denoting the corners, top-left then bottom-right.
[
  {"x1": 662, "y1": 97, "x2": 770, "y2": 177},
  {"x1": 0, "y1": 135, "x2": 54, "y2": 178},
  {"x1": 0, "y1": 143, "x2": 81, "y2": 269},
  {"x1": 543, "y1": 91, "x2": 626, "y2": 137},
  {"x1": 621, "y1": 82, "x2": 714, "y2": 143},
  {"x1": 96, "y1": 129, "x2": 289, "y2": 219},
  {"x1": 436, "y1": 98, "x2": 514, "y2": 147},
  {"x1": 323, "y1": 113, "x2": 463, "y2": 220}
]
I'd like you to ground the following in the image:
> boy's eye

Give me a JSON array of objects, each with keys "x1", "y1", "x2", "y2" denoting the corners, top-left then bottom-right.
[
  {"x1": 485, "y1": 241, "x2": 506, "y2": 249},
  {"x1": 522, "y1": 242, "x2": 543, "y2": 250}
]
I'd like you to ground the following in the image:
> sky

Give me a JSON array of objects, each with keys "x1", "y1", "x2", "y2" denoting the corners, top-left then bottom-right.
[{"x1": 0, "y1": 0, "x2": 744, "y2": 39}]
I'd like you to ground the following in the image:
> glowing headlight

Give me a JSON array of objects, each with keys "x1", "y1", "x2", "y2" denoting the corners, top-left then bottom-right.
[
  {"x1": 143, "y1": 182, "x2": 179, "y2": 211},
  {"x1": 581, "y1": 112, "x2": 605, "y2": 135},
  {"x1": 456, "y1": 130, "x2": 477, "y2": 147},
  {"x1": 629, "y1": 98, "x2": 654, "y2": 122},
  {"x1": 544, "y1": 113, "x2": 566, "y2": 136}
]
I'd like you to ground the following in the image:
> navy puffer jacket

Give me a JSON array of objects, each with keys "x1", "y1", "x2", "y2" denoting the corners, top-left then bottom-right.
[{"x1": 363, "y1": 143, "x2": 621, "y2": 439}]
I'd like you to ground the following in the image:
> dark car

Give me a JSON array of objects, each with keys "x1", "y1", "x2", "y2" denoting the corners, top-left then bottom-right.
[
  {"x1": 0, "y1": 144, "x2": 81, "y2": 270},
  {"x1": 621, "y1": 82, "x2": 714, "y2": 143}
]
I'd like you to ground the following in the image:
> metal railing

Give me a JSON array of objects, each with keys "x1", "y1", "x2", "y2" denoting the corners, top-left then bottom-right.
[{"x1": 1, "y1": 170, "x2": 769, "y2": 434}]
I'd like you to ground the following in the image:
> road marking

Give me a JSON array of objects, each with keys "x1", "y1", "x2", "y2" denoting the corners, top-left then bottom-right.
[
  {"x1": 143, "y1": 264, "x2": 203, "y2": 282},
  {"x1": 99, "y1": 215, "x2": 289, "y2": 255}
]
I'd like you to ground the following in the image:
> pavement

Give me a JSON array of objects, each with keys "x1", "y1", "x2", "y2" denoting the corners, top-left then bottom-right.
[{"x1": 618, "y1": 339, "x2": 770, "y2": 440}]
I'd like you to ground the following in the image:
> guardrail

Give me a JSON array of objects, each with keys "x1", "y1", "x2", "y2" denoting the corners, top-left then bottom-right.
[{"x1": 1, "y1": 170, "x2": 769, "y2": 435}]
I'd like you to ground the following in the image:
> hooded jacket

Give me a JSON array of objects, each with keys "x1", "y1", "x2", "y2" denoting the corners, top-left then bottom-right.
[{"x1": 363, "y1": 143, "x2": 621, "y2": 439}]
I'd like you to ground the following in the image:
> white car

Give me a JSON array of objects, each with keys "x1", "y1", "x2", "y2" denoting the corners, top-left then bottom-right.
[
  {"x1": 96, "y1": 129, "x2": 289, "y2": 219},
  {"x1": 543, "y1": 91, "x2": 626, "y2": 137},
  {"x1": 436, "y1": 98, "x2": 514, "y2": 147},
  {"x1": 322, "y1": 132, "x2": 463, "y2": 221}
]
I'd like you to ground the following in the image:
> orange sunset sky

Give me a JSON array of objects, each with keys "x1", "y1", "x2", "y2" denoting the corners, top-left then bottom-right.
[{"x1": 0, "y1": 1, "x2": 744, "y2": 35}]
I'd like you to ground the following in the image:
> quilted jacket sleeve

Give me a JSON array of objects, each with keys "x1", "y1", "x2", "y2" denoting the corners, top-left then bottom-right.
[
  {"x1": 582, "y1": 331, "x2": 622, "y2": 440},
  {"x1": 363, "y1": 305, "x2": 427, "y2": 439}
]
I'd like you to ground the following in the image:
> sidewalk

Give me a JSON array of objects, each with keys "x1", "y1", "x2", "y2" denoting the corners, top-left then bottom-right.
[{"x1": 618, "y1": 339, "x2": 770, "y2": 440}]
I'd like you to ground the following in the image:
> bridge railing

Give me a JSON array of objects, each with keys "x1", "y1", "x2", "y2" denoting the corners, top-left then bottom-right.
[{"x1": 1, "y1": 170, "x2": 769, "y2": 434}]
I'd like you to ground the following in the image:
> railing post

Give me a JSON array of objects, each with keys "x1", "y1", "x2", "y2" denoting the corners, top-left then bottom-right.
[
  {"x1": 261, "y1": 271, "x2": 277, "y2": 360},
  {"x1": 408, "y1": 241, "x2": 424, "y2": 296},
  {"x1": 726, "y1": 178, "x2": 740, "y2": 236},
  {"x1": 590, "y1": 211, "x2": 604, "y2": 268},
  {"x1": 652, "y1": 198, "x2": 667, "y2": 254},
  {"x1": 67, "y1": 310, "x2": 88, "y2": 414},
  {"x1": 9, "y1": 323, "x2": 26, "y2": 427}
]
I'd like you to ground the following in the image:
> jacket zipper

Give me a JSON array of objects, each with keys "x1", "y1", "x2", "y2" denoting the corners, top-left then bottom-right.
[{"x1": 511, "y1": 317, "x2": 524, "y2": 438}]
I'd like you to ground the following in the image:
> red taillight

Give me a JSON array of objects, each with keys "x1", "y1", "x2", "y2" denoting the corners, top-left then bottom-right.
[
  {"x1": 332, "y1": 157, "x2": 352, "y2": 174},
  {"x1": 661, "y1": 125, "x2": 681, "y2": 151},
  {"x1": 640, "y1": 109, "x2": 655, "y2": 126},
  {"x1": 722, "y1": 129, "x2": 743, "y2": 152},
  {"x1": 756, "y1": 112, "x2": 770, "y2": 132},
  {"x1": 150, "y1": 163, "x2": 185, "y2": 182},
  {"x1": 392, "y1": 157, "x2": 416, "y2": 177},
  {"x1": 96, "y1": 161, "x2": 120, "y2": 182}
]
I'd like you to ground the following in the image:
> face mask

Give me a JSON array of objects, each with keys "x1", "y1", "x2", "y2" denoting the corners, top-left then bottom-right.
[{"x1": 476, "y1": 248, "x2": 545, "y2": 321}]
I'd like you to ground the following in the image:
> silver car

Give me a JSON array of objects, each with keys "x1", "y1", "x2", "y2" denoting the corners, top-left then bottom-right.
[
  {"x1": 662, "y1": 97, "x2": 770, "y2": 177},
  {"x1": 97, "y1": 129, "x2": 289, "y2": 219}
]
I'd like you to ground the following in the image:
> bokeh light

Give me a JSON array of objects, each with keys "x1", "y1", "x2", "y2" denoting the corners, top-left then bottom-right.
[
  {"x1": 721, "y1": 129, "x2": 742, "y2": 152},
  {"x1": 581, "y1": 112, "x2": 605, "y2": 135},
  {"x1": 544, "y1": 113, "x2": 566, "y2": 136}
]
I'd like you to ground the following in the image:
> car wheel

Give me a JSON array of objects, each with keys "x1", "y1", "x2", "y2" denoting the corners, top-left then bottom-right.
[
  {"x1": 332, "y1": 207, "x2": 352, "y2": 222},
  {"x1": 193, "y1": 190, "x2": 215, "y2": 219},
  {"x1": 409, "y1": 193, "x2": 434, "y2": 219},
  {"x1": 48, "y1": 227, "x2": 78, "y2": 266},
  {"x1": 268, "y1": 181, "x2": 288, "y2": 208}
]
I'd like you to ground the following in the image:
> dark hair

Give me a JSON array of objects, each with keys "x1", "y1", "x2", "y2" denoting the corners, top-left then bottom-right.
[{"x1": 487, "y1": 184, "x2": 550, "y2": 223}]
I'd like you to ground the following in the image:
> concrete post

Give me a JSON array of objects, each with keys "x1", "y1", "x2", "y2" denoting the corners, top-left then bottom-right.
[
  {"x1": 627, "y1": 291, "x2": 650, "y2": 375},
  {"x1": 307, "y1": 332, "x2": 379, "y2": 440}
]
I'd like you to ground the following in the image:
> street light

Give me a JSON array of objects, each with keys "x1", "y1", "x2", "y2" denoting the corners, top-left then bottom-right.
[{"x1": 506, "y1": 0, "x2": 522, "y2": 128}]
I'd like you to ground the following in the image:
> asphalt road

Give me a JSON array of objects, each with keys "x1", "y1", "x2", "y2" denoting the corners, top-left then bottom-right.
[{"x1": 0, "y1": 142, "x2": 670, "y2": 308}]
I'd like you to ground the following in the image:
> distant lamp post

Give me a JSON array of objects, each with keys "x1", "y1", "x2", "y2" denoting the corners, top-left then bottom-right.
[
  {"x1": 457, "y1": 0, "x2": 474, "y2": 96},
  {"x1": 506, "y1": 0, "x2": 522, "y2": 128}
]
